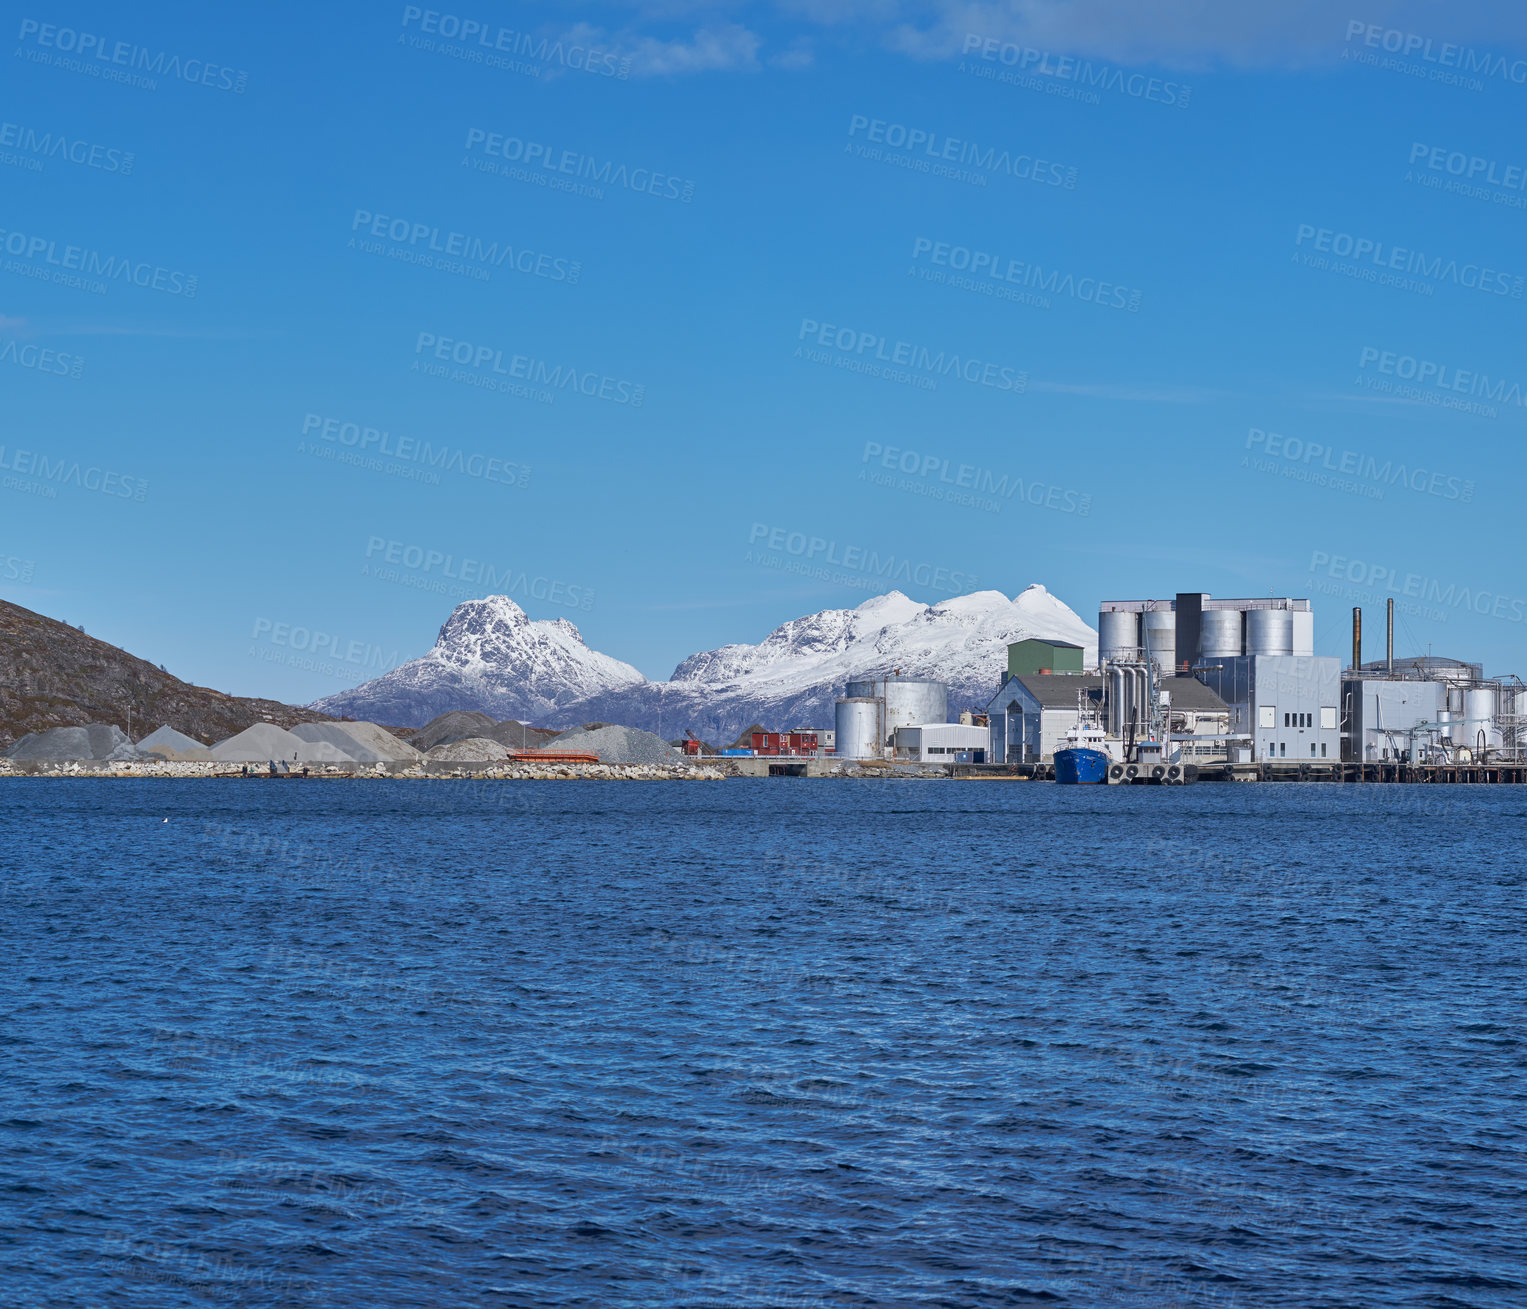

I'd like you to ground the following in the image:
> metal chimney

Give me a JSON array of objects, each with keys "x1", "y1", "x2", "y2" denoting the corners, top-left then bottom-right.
[
  {"x1": 1352, "y1": 607, "x2": 1362, "y2": 672},
  {"x1": 1386, "y1": 598, "x2": 1394, "y2": 673}
]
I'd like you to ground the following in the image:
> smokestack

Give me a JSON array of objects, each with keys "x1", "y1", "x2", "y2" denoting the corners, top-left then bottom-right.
[
  {"x1": 1352, "y1": 607, "x2": 1362, "y2": 672},
  {"x1": 1386, "y1": 598, "x2": 1394, "y2": 673}
]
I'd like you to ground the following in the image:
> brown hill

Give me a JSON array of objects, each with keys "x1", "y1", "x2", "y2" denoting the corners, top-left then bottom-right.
[{"x1": 0, "y1": 598, "x2": 339, "y2": 750}]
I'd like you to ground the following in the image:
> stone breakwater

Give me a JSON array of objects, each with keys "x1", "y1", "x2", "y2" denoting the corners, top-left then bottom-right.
[{"x1": 0, "y1": 758, "x2": 729, "y2": 781}]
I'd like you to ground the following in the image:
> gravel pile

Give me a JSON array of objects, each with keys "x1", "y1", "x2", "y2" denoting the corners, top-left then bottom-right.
[
  {"x1": 7, "y1": 724, "x2": 142, "y2": 761},
  {"x1": 426, "y1": 737, "x2": 510, "y2": 762},
  {"x1": 290, "y1": 722, "x2": 420, "y2": 763},
  {"x1": 211, "y1": 723, "x2": 356, "y2": 763},
  {"x1": 328, "y1": 721, "x2": 422, "y2": 762},
  {"x1": 135, "y1": 725, "x2": 212, "y2": 761},
  {"x1": 411, "y1": 711, "x2": 497, "y2": 752},
  {"x1": 544, "y1": 724, "x2": 684, "y2": 764}
]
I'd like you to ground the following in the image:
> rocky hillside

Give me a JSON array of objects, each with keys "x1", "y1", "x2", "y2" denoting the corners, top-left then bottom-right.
[{"x1": 0, "y1": 598, "x2": 336, "y2": 749}]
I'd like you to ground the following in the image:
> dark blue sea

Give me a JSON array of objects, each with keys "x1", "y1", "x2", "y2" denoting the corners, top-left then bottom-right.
[{"x1": 3, "y1": 779, "x2": 1525, "y2": 1308}]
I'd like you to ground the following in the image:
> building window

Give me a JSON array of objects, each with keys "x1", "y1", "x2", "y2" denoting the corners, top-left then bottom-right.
[
  {"x1": 1310, "y1": 743, "x2": 1316, "y2": 757},
  {"x1": 1279, "y1": 742, "x2": 1286, "y2": 757},
  {"x1": 1321, "y1": 743, "x2": 1327, "y2": 758},
  {"x1": 1284, "y1": 713, "x2": 1290, "y2": 727}
]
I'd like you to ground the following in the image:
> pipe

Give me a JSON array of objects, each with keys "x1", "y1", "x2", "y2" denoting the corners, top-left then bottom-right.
[
  {"x1": 1386, "y1": 598, "x2": 1394, "y2": 673},
  {"x1": 1352, "y1": 607, "x2": 1362, "y2": 672}
]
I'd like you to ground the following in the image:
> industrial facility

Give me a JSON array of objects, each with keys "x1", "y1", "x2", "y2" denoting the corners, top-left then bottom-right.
[
  {"x1": 684, "y1": 587, "x2": 1525, "y2": 782},
  {"x1": 983, "y1": 590, "x2": 1527, "y2": 780},
  {"x1": 834, "y1": 675, "x2": 951, "y2": 761}
]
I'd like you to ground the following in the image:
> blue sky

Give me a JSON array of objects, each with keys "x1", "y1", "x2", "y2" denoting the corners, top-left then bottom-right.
[{"x1": 4, "y1": 0, "x2": 1527, "y2": 702}]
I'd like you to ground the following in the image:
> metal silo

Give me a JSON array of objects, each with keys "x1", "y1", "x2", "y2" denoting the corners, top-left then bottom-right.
[
  {"x1": 1142, "y1": 610, "x2": 1176, "y2": 666},
  {"x1": 1246, "y1": 608, "x2": 1293, "y2": 655},
  {"x1": 884, "y1": 679, "x2": 947, "y2": 728},
  {"x1": 1291, "y1": 609, "x2": 1315, "y2": 657},
  {"x1": 1465, "y1": 687, "x2": 1501, "y2": 750},
  {"x1": 1198, "y1": 610, "x2": 1242, "y2": 659},
  {"x1": 1098, "y1": 610, "x2": 1139, "y2": 662},
  {"x1": 834, "y1": 698, "x2": 883, "y2": 760}
]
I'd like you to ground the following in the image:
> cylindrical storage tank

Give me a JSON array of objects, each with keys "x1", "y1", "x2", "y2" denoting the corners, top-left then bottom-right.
[
  {"x1": 1198, "y1": 610, "x2": 1242, "y2": 659},
  {"x1": 882, "y1": 679, "x2": 947, "y2": 729},
  {"x1": 834, "y1": 698, "x2": 882, "y2": 760},
  {"x1": 1098, "y1": 610, "x2": 1139, "y2": 662},
  {"x1": 1141, "y1": 610, "x2": 1176, "y2": 667},
  {"x1": 1465, "y1": 687, "x2": 1501, "y2": 750},
  {"x1": 1246, "y1": 608, "x2": 1293, "y2": 656},
  {"x1": 1290, "y1": 609, "x2": 1314, "y2": 657}
]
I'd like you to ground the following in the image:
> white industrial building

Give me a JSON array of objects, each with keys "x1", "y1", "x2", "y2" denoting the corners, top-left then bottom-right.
[
  {"x1": 1344, "y1": 654, "x2": 1523, "y2": 762},
  {"x1": 1098, "y1": 592, "x2": 1338, "y2": 764},
  {"x1": 892, "y1": 722, "x2": 988, "y2": 762}
]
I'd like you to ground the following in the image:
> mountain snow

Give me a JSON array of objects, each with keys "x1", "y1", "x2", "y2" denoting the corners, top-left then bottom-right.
[
  {"x1": 310, "y1": 586, "x2": 1095, "y2": 738},
  {"x1": 557, "y1": 585, "x2": 1096, "y2": 740},
  {"x1": 309, "y1": 595, "x2": 647, "y2": 727}
]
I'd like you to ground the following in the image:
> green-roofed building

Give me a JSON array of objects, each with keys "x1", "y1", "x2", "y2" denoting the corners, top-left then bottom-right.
[{"x1": 1006, "y1": 638, "x2": 1085, "y2": 680}]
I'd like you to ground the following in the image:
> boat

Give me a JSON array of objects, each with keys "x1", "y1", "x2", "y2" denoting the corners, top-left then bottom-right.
[{"x1": 1054, "y1": 721, "x2": 1111, "y2": 784}]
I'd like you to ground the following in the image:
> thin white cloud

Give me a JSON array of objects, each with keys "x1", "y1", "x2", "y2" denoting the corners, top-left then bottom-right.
[
  {"x1": 568, "y1": 20, "x2": 764, "y2": 74},
  {"x1": 1027, "y1": 379, "x2": 1231, "y2": 404},
  {"x1": 614, "y1": 0, "x2": 1527, "y2": 71}
]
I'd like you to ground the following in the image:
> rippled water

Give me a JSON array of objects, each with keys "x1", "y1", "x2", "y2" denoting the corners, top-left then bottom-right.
[{"x1": 3, "y1": 778, "x2": 1525, "y2": 1307}]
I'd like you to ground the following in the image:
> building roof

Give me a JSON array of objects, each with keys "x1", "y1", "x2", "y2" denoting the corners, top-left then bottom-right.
[
  {"x1": 993, "y1": 673, "x2": 1229, "y2": 713},
  {"x1": 1009, "y1": 638, "x2": 1083, "y2": 650},
  {"x1": 1360, "y1": 655, "x2": 1479, "y2": 673}
]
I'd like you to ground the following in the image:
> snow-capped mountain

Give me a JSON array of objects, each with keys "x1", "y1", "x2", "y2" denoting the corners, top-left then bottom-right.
[
  {"x1": 556, "y1": 585, "x2": 1096, "y2": 740},
  {"x1": 312, "y1": 586, "x2": 1095, "y2": 737},
  {"x1": 309, "y1": 595, "x2": 647, "y2": 727}
]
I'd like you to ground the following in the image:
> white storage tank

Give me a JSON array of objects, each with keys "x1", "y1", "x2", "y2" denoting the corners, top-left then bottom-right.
[
  {"x1": 1098, "y1": 610, "x2": 1139, "y2": 662},
  {"x1": 1198, "y1": 610, "x2": 1242, "y2": 659},
  {"x1": 1141, "y1": 610, "x2": 1176, "y2": 667},
  {"x1": 1246, "y1": 608, "x2": 1293, "y2": 656},
  {"x1": 845, "y1": 677, "x2": 947, "y2": 731},
  {"x1": 1464, "y1": 687, "x2": 1501, "y2": 751},
  {"x1": 834, "y1": 698, "x2": 883, "y2": 761},
  {"x1": 1291, "y1": 609, "x2": 1314, "y2": 657}
]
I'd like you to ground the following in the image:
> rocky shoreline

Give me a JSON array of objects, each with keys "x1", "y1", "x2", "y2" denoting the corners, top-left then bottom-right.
[{"x1": 0, "y1": 759, "x2": 731, "y2": 781}]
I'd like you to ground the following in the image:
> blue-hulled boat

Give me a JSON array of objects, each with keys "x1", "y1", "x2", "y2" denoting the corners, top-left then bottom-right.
[{"x1": 1054, "y1": 721, "x2": 1111, "y2": 784}]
